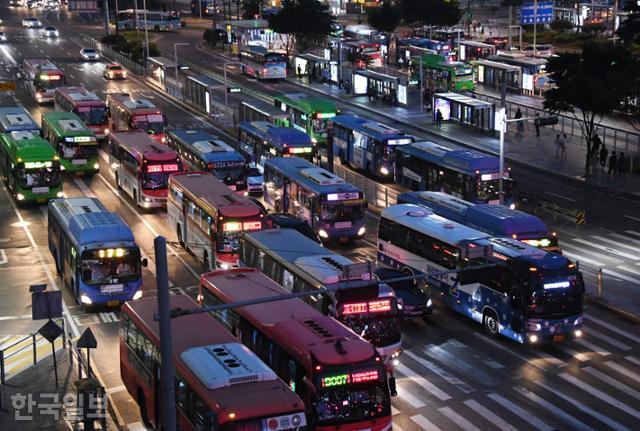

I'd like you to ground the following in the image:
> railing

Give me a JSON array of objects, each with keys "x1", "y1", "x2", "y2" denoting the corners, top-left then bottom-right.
[
  {"x1": 81, "y1": 34, "x2": 145, "y2": 76},
  {"x1": 333, "y1": 163, "x2": 399, "y2": 210}
]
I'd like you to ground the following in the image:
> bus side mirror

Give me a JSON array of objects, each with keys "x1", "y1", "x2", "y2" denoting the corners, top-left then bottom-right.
[
  {"x1": 388, "y1": 375, "x2": 397, "y2": 397},
  {"x1": 141, "y1": 258, "x2": 149, "y2": 267}
]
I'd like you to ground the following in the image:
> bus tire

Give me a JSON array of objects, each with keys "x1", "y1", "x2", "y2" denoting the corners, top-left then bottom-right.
[
  {"x1": 177, "y1": 224, "x2": 184, "y2": 247},
  {"x1": 137, "y1": 389, "x2": 151, "y2": 427},
  {"x1": 483, "y1": 309, "x2": 499, "y2": 337},
  {"x1": 154, "y1": 25, "x2": 160, "y2": 32}
]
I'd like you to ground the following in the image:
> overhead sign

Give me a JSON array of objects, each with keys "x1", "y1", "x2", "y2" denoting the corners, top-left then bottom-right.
[{"x1": 520, "y1": 2, "x2": 554, "y2": 25}]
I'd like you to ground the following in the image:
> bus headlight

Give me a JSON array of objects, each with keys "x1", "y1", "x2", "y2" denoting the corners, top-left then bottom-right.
[
  {"x1": 93, "y1": 163, "x2": 100, "y2": 170},
  {"x1": 144, "y1": 197, "x2": 152, "y2": 202},
  {"x1": 357, "y1": 226, "x2": 366, "y2": 236},
  {"x1": 80, "y1": 294, "x2": 93, "y2": 305},
  {"x1": 220, "y1": 262, "x2": 231, "y2": 270},
  {"x1": 56, "y1": 191, "x2": 64, "y2": 198},
  {"x1": 509, "y1": 203, "x2": 516, "y2": 210},
  {"x1": 104, "y1": 128, "x2": 110, "y2": 135},
  {"x1": 392, "y1": 358, "x2": 400, "y2": 367},
  {"x1": 426, "y1": 298, "x2": 432, "y2": 307},
  {"x1": 133, "y1": 290, "x2": 143, "y2": 300},
  {"x1": 60, "y1": 165, "x2": 66, "y2": 171},
  {"x1": 380, "y1": 166, "x2": 390, "y2": 175},
  {"x1": 17, "y1": 193, "x2": 25, "y2": 201},
  {"x1": 529, "y1": 334, "x2": 539, "y2": 344},
  {"x1": 574, "y1": 329, "x2": 583, "y2": 338},
  {"x1": 318, "y1": 229, "x2": 329, "y2": 239}
]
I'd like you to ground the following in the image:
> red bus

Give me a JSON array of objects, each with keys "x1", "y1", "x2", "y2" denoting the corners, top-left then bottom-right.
[
  {"x1": 199, "y1": 268, "x2": 394, "y2": 431},
  {"x1": 106, "y1": 92, "x2": 167, "y2": 143},
  {"x1": 121, "y1": 294, "x2": 308, "y2": 431},
  {"x1": 108, "y1": 131, "x2": 182, "y2": 208},
  {"x1": 342, "y1": 40, "x2": 382, "y2": 68},
  {"x1": 167, "y1": 172, "x2": 266, "y2": 270},
  {"x1": 54, "y1": 86, "x2": 109, "y2": 139}
]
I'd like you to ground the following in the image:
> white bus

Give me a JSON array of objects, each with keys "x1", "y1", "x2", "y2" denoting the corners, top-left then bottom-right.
[{"x1": 116, "y1": 9, "x2": 181, "y2": 31}]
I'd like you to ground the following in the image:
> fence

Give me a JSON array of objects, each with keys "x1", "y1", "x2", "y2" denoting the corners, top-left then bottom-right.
[
  {"x1": 80, "y1": 35, "x2": 145, "y2": 76},
  {"x1": 333, "y1": 163, "x2": 399, "y2": 210}
]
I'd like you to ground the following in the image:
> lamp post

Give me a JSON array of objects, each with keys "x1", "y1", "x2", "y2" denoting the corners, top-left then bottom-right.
[
  {"x1": 224, "y1": 61, "x2": 243, "y2": 126},
  {"x1": 173, "y1": 42, "x2": 189, "y2": 83},
  {"x1": 142, "y1": 0, "x2": 150, "y2": 66}
]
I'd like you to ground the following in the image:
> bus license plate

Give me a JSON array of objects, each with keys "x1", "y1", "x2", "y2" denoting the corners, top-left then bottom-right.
[
  {"x1": 33, "y1": 187, "x2": 49, "y2": 194},
  {"x1": 101, "y1": 284, "x2": 124, "y2": 294},
  {"x1": 339, "y1": 236, "x2": 349, "y2": 243},
  {"x1": 72, "y1": 159, "x2": 87, "y2": 165},
  {"x1": 335, "y1": 221, "x2": 352, "y2": 229},
  {"x1": 107, "y1": 300, "x2": 120, "y2": 307},
  {"x1": 553, "y1": 335, "x2": 565, "y2": 342}
]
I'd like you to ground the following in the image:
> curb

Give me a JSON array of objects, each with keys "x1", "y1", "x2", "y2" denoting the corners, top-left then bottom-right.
[{"x1": 584, "y1": 295, "x2": 640, "y2": 324}]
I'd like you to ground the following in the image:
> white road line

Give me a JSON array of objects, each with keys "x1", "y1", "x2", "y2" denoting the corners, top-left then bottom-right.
[
  {"x1": 559, "y1": 372, "x2": 640, "y2": 420},
  {"x1": 605, "y1": 361, "x2": 640, "y2": 384},
  {"x1": 395, "y1": 385, "x2": 426, "y2": 408},
  {"x1": 513, "y1": 386, "x2": 595, "y2": 431},
  {"x1": 574, "y1": 338, "x2": 611, "y2": 356},
  {"x1": 477, "y1": 334, "x2": 547, "y2": 371},
  {"x1": 410, "y1": 415, "x2": 443, "y2": 431},
  {"x1": 625, "y1": 230, "x2": 640, "y2": 238},
  {"x1": 583, "y1": 367, "x2": 640, "y2": 401},
  {"x1": 126, "y1": 423, "x2": 151, "y2": 431},
  {"x1": 404, "y1": 350, "x2": 475, "y2": 394},
  {"x1": 0, "y1": 314, "x2": 32, "y2": 321},
  {"x1": 462, "y1": 399, "x2": 518, "y2": 431},
  {"x1": 554, "y1": 344, "x2": 589, "y2": 362},
  {"x1": 535, "y1": 380, "x2": 631, "y2": 431},
  {"x1": 585, "y1": 326, "x2": 632, "y2": 351},
  {"x1": 545, "y1": 191, "x2": 576, "y2": 202},
  {"x1": 562, "y1": 241, "x2": 625, "y2": 264},
  {"x1": 624, "y1": 215, "x2": 640, "y2": 222},
  {"x1": 395, "y1": 363, "x2": 451, "y2": 401},
  {"x1": 571, "y1": 238, "x2": 639, "y2": 260},
  {"x1": 391, "y1": 406, "x2": 400, "y2": 416},
  {"x1": 586, "y1": 315, "x2": 640, "y2": 344},
  {"x1": 557, "y1": 250, "x2": 605, "y2": 268},
  {"x1": 0, "y1": 249, "x2": 7, "y2": 265},
  {"x1": 592, "y1": 235, "x2": 640, "y2": 253},
  {"x1": 610, "y1": 232, "x2": 640, "y2": 246},
  {"x1": 527, "y1": 350, "x2": 567, "y2": 368},
  {"x1": 487, "y1": 393, "x2": 553, "y2": 431},
  {"x1": 625, "y1": 355, "x2": 640, "y2": 366},
  {"x1": 602, "y1": 268, "x2": 640, "y2": 284},
  {"x1": 438, "y1": 406, "x2": 482, "y2": 431}
]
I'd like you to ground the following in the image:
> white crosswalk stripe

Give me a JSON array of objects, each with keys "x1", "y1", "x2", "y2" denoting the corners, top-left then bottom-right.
[
  {"x1": 571, "y1": 238, "x2": 639, "y2": 259},
  {"x1": 591, "y1": 235, "x2": 640, "y2": 253},
  {"x1": 395, "y1": 385, "x2": 426, "y2": 408},
  {"x1": 625, "y1": 230, "x2": 640, "y2": 238},
  {"x1": 410, "y1": 414, "x2": 442, "y2": 431},
  {"x1": 404, "y1": 350, "x2": 475, "y2": 394},
  {"x1": 574, "y1": 338, "x2": 611, "y2": 356},
  {"x1": 602, "y1": 268, "x2": 640, "y2": 284},
  {"x1": 561, "y1": 250, "x2": 605, "y2": 268},
  {"x1": 610, "y1": 232, "x2": 640, "y2": 246},
  {"x1": 463, "y1": 399, "x2": 518, "y2": 431},
  {"x1": 626, "y1": 355, "x2": 640, "y2": 366},
  {"x1": 587, "y1": 315, "x2": 640, "y2": 344},
  {"x1": 554, "y1": 344, "x2": 589, "y2": 362},
  {"x1": 563, "y1": 242, "x2": 623, "y2": 264},
  {"x1": 438, "y1": 406, "x2": 483, "y2": 431},
  {"x1": 395, "y1": 363, "x2": 451, "y2": 401},
  {"x1": 605, "y1": 361, "x2": 640, "y2": 384},
  {"x1": 582, "y1": 367, "x2": 640, "y2": 401},
  {"x1": 514, "y1": 386, "x2": 595, "y2": 431},
  {"x1": 560, "y1": 372, "x2": 640, "y2": 419},
  {"x1": 487, "y1": 393, "x2": 554, "y2": 431}
]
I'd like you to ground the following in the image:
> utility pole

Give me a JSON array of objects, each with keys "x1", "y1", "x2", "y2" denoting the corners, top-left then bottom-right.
[
  {"x1": 533, "y1": 0, "x2": 538, "y2": 53},
  {"x1": 155, "y1": 237, "x2": 176, "y2": 431},
  {"x1": 103, "y1": 0, "x2": 110, "y2": 35},
  {"x1": 419, "y1": 57, "x2": 424, "y2": 113}
]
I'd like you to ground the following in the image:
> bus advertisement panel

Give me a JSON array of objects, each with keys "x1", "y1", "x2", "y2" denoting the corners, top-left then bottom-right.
[
  {"x1": 238, "y1": 121, "x2": 314, "y2": 168},
  {"x1": 377, "y1": 204, "x2": 584, "y2": 344},
  {"x1": 240, "y1": 45, "x2": 287, "y2": 80},
  {"x1": 0, "y1": 107, "x2": 40, "y2": 135},
  {"x1": 121, "y1": 295, "x2": 307, "y2": 431},
  {"x1": 107, "y1": 131, "x2": 182, "y2": 208},
  {"x1": 167, "y1": 172, "x2": 266, "y2": 269},
  {"x1": 395, "y1": 141, "x2": 516, "y2": 205},
  {"x1": 106, "y1": 93, "x2": 167, "y2": 143},
  {"x1": 331, "y1": 114, "x2": 413, "y2": 179},
  {"x1": 264, "y1": 157, "x2": 366, "y2": 242},
  {"x1": 54, "y1": 86, "x2": 109, "y2": 139},
  {"x1": 23, "y1": 59, "x2": 66, "y2": 104},
  {"x1": 167, "y1": 129, "x2": 248, "y2": 193},
  {"x1": 116, "y1": 9, "x2": 181, "y2": 31},
  {"x1": 0, "y1": 131, "x2": 62, "y2": 203},
  {"x1": 198, "y1": 268, "x2": 394, "y2": 431},
  {"x1": 48, "y1": 197, "x2": 145, "y2": 307},
  {"x1": 398, "y1": 191, "x2": 560, "y2": 253},
  {"x1": 41, "y1": 111, "x2": 99, "y2": 175},
  {"x1": 273, "y1": 93, "x2": 337, "y2": 147}
]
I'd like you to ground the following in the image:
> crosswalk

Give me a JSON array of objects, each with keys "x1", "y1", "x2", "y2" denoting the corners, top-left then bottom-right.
[
  {"x1": 0, "y1": 334, "x2": 63, "y2": 381},
  {"x1": 390, "y1": 314, "x2": 640, "y2": 431}
]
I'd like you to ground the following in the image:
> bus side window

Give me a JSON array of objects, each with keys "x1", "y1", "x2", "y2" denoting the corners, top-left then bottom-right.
[{"x1": 282, "y1": 270, "x2": 294, "y2": 291}]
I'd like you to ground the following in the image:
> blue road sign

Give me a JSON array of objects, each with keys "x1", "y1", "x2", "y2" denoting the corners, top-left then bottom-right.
[{"x1": 520, "y1": 2, "x2": 554, "y2": 25}]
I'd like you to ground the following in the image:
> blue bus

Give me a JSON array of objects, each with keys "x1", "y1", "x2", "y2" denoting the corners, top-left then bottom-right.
[
  {"x1": 377, "y1": 204, "x2": 584, "y2": 344},
  {"x1": 264, "y1": 157, "x2": 366, "y2": 242},
  {"x1": 47, "y1": 197, "x2": 147, "y2": 308},
  {"x1": 398, "y1": 191, "x2": 560, "y2": 253},
  {"x1": 395, "y1": 141, "x2": 515, "y2": 205},
  {"x1": 397, "y1": 38, "x2": 452, "y2": 57},
  {"x1": 238, "y1": 121, "x2": 315, "y2": 168},
  {"x1": 0, "y1": 107, "x2": 40, "y2": 134},
  {"x1": 239, "y1": 45, "x2": 287, "y2": 80},
  {"x1": 166, "y1": 129, "x2": 247, "y2": 193},
  {"x1": 331, "y1": 114, "x2": 414, "y2": 179}
]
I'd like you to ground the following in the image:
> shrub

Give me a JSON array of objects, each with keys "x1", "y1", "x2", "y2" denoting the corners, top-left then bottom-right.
[
  {"x1": 101, "y1": 34, "x2": 127, "y2": 47},
  {"x1": 582, "y1": 22, "x2": 606, "y2": 34},
  {"x1": 550, "y1": 19, "x2": 574, "y2": 32}
]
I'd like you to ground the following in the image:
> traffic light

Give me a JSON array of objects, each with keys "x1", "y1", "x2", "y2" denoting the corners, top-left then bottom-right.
[{"x1": 536, "y1": 116, "x2": 559, "y2": 126}]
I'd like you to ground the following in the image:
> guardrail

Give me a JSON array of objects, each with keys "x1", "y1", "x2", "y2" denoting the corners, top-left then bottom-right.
[
  {"x1": 80, "y1": 35, "x2": 145, "y2": 76},
  {"x1": 334, "y1": 164, "x2": 399, "y2": 210},
  {"x1": 520, "y1": 193, "x2": 586, "y2": 226}
]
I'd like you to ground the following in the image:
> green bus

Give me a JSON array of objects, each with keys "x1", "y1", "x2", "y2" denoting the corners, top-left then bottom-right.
[
  {"x1": 0, "y1": 131, "x2": 62, "y2": 203},
  {"x1": 273, "y1": 93, "x2": 337, "y2": 147},
  {"x1": 411, "y1": 54, "x2": 475, "y2": 92},
  {"x1": 41, "y1": 111, "x2": 99, "y2": 175}
]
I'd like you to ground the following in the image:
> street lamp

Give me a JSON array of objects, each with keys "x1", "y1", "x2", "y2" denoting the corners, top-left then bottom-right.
[
  {"x1": 223, "y1": 61, "x2": 243, "y2": 126},
  {"x1": 174, "y1": 42, "x2": 189, "y2": 83},
  {"x1": 142, "y1": 0, "x2": 150, "y2": 67}
]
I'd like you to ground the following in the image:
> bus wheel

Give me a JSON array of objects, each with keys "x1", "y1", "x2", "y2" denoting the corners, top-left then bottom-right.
[
  {"x1": 115, "y1": 172, "x2": 122, "y2": 190},
  {"x1": 177, "y1": 225, "x2": 184, "y2": 247},
  {"x1": 137, "y1": 389, "x2": 151, "y2": 427},
  {"x1": 483, "y1": 310, "x2": 499, "y2": 337}
]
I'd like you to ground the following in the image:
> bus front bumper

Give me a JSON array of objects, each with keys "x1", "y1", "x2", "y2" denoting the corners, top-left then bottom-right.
[{"x1": 524, "y1": 316, "x2": 583, "y2": 344}]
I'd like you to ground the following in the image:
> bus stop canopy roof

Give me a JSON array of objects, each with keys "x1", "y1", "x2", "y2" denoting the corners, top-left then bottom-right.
[
  {"x1": 216, "y1": 19, "x2": 269, "y2": 29},
  {"x1": 186, "y1": 73, "x2": 221, "y2": 88},
  {"x1": 433, "y1": 92, "x2": 493, "y2": 109},
  {"x1": 148, "y1": 56, "x2": 176, "y2": 68},
  {"x1": 471, "y1": 59, "x2": 521, "y2": 72},
  {"x1": 353, "y1": 69, "x2": 399, "y2": 83},
  {"x1": 296, "y1": 53, "x2": 332, "y2": 63}
]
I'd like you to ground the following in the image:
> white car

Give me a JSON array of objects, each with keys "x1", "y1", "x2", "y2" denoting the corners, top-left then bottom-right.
[
  {"x1": 523, "y1": 44, "x2": 553, "y2": 58},
  {"x1": 22, "y1": 17, "x2": 42, "y2": 28},
  {"x1": 80, "y1": 48, "x2": 99, "y2": 61},
  {"x1": 42, "y1": 26, "x2": 59, "y2": 37},
  {"x1": 0, "y1": 32, "x2": 7, "y2": 43}
]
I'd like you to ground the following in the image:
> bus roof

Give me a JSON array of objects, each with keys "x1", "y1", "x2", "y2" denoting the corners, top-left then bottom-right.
[
  {"x1": 490, "y1": 54, "x2": 547, "y2": 67},
  {"x1": 331, "y1": 115, "x2": 412, "y2": 142},
  {"x1": 398, "y1": 141, "x2": 499, "y2": 175},
  {"x1": 111, "y1": 132, "x2": 176, "y2": 162},
  {"x1": 55, "y1": 87, "x2": 104, "y2": 105},
  {"x1": 167, "y1": 130, "x2": 243, "y2": 163},
  {"x1": 48, "y1": 197, "x2": 135, "y2": 247},
  {"x1": 200, "y1": 268, "x2": 378, "y2": 369},
  {"x1": 169, "y1": 172, "x2": 261, "y2": 218},
  {"x1": 107, "y1": 93, "x2": 160, "y2": 113},
  {"x1": 23, "y1": 59, "x2": 60, "y2": 73},
  {"x1": 0, "y1": 131, "x2": 56, "y2": 161},
  {"x1": 239, "y1": 121, "x2": 313, "y2": 147},
  {"x1": 483, "y1": 237, "x2": 568, "y2": 270},
  {"x1": 123, "y1": 295, "x2": 305, "y2": 424},
  {"x1": 398, "y1": 191, "x2": 549, "y2": 238},
  {"x1": 265, "y1": 157, "x2": 362, "y2": 196},
  {"x1": 42, "y1": 112, "x2": 95, "y2": 137},
  {"x1": 274, "y1": 93, "x2": 337, "y2": 115},
  {"x1": 381, "y1": 204, "x2": 490, "y2": 246},
  {"x1": 0, "y1": 107, "x2": 39, "y2": 133}
]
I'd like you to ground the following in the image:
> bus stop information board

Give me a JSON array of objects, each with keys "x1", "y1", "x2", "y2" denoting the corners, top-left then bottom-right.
[{"x1": 520, "y1": 2, "x2": 554, "y2": 25}]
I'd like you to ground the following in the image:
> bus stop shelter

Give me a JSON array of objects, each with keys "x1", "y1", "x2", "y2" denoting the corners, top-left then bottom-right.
[
  {"x1": 148, "y1": 56, "x2": 176, "y2": 89},
  {"x1": 182, "y1": 73, "x2": 225, "y2": 117},
  {"x1": 432, "y1": 92, "x2": 495, "y2": 133},
  {"x1": 352, "y1": 69, "x2": 408, "y2": 107},
  {"x1": 294, "y1": 53, "x2": 337, "y2": 83},
  {"x1": 471, "y1": 60, "x2": 521, "y2": 93}
]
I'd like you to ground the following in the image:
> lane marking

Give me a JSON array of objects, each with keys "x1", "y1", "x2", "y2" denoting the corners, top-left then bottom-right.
[
  {"x1": 624, "y1": 215, "x2": 640, "y2": 222},
  {"x1": 560, "y1": 249, "x2": 609, "y2": 268},
  {"x1": 602, "y1": 268, "x2": 640, "y2": 284},
  {"x1": 395, "y1": 363, "x2": 451, "y2": 401},
  {"x1": 544, "y1": 191, "x2": 576, "y2": 202},
  {"x1": 404, "y1": 350, "x2": 475, "y2": 394},
  {"x1": 554, "y1": 344, "x2": 589, "y2": 362},
  {"x1": 584, "y1": 326, "x2": 632, "y2": 351},
  {"x1": 574, "y1": 338, "x2": 611, "y2": 356},
  {"x1": 438, "y1": 406, "x2": 482, "y2": 431},
  {"x1": 0, "y1": 249, "x2": 7, "y2": 265},
  {"x1": 410, "y1": 414, "x2": 443, "y2": 431},
  {"x1": 587, "y1": 315, "x2": 640, "y2": 344},
  {"x1": 477, "y1": 334, "x2": 547, "y2": 371},
  {"x1": 462, "y1": 399, "x2": 518, "y2": 431},
  {"x1": 395, "y1": 385, "x2": 426, "y2": 408},
  {"x1": 583, "y1": 367, "x2": 640, "y2": 401},
  {"x1": 590, "y1": 235, "x2": 640, "y2": 253},
  {"x1": 487, "y1": 393, "x2": 553, "y2": 431},
  {"x1": 513, "y1": 386, "x2": 595, "y2": 431}
]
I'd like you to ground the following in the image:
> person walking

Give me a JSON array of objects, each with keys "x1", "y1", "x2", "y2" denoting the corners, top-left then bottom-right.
[
  {"x1": 608, "y1": 151, "x2": 617, "y2": 175},
  {"x1": 534, "y1": 113, "x2": 540, "y2": 137},
  {"x1": 297, "y1": 64, "x2": 302, "y2": 79},
  {"x1": 515, "y1": 107, "x2": 524, "y2": 132},
  {"x1": 591, "y1": 133, "x2": 602, "y2": 161},
  {"x1": 554, "y1": 134, "x2": 563, "y2": 158},
  {"x1": 599, "y1": 145, "x2": 608, "y2": 170},
  {"x1": 618, "y1": 152, "x2": 626, "y2": 176},
  {"x1": 435, "y1": 109, "x2": 443, "y2": 129}
]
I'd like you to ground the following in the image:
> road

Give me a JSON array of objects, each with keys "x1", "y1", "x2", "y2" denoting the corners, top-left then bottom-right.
[{"x1": 0, "y1": 4, "x2": 640, "y2": 431}]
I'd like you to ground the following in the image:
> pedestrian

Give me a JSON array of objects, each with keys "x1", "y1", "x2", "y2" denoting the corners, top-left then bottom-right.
[
  {"x1": 592, "y1": 133, "x2": 602, "y2": 160},
  {"x1": 296, "y1": 64, "x2": 302, "y2": 79},
  {"x1": 515, "y1": 107, "x2": 524, "y2": 132},
  {"x1": 554, "y1": 134, "x2": 563, "y2": 158},
  {"x1": 608, "y1": 151, "x2": 617, "y2": 175},
  {"x1": 618, "y1": 152, "x2": 626, "y2": 176},
  {"x1": 435, "y1": 109, "x2": 443, "y2": 129},
  {"x1": 560, "y1": 135, "x2": 567, "y2": 158},
  {"x1": 599, "y1": 144, "x2": 608, "y2": 169},
  {"x1": 534, "y1": 113, "x2": 540, "y2": 137},
  {"x1": 398, "y1": 57, "x2": 404, "y2": 69}
]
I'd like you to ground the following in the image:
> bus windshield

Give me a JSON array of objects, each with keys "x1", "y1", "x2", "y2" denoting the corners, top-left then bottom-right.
[
  {"x1": 60, "y1": 142, "x2": 98, "y2": 160},
  {"x1": 80, "y1": 248, "x2": 141, "y2": 285},
  {"x1": 36, "y1": 75, "x2": 65, "y2": 91},
  {"x1": 321, "y1": 200, "x2": 364, "y2": 222},
  {"x1": 476, "y1": 177, "x2": 500, "y2": 203},
  {"x1": 527, "y1": 270, "x2": 583, "y2": 319},
  {"x1": 17, "y1": 163, "x2": 61, "y2": 189},
  {"x1": 132, "y1": 114, "x2": 165, "y2": 134},
  {"x1": 77, "y1": 106, "x2": 107, "y2": 126},
  {"x1": 312, "y1": 118, "x2": 329, "y2": 135},
  {"x1": 265, "y1": 53, "x2": 287, "y2": 63},
  {"x1": 218, "y1": 219, "x2": 263, "y2": 254},
  {"x1": 341, "y1": 312, "x2": 401, "y2": 348},
  {"x1": 212, "y1": 164, "x2": 245, "y2": 185},
  {"x1": 314, "y1": 368, "x2": 390, "y2": 426}
]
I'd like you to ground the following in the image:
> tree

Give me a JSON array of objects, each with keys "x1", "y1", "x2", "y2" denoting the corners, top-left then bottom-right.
[
  {"x1": 399, "y1": 0, "x2": 462, "y2": 28},
  {"x1": 367, "y1": 1, "x2": 401, "y2": 34},
  {"x1": 241, "y1": 0, "x2": 262, "y2": 19},
  {"x1": 617, "y1": 2, "x2": 640, "y2": 45},
  {"x1": 617, "y1": 3, "x2": 640, "y2": 131},
  {"x1": 267, "y1": 0, "x2": 334, "y2": 56},
  {"x1": 543, "y1": 42, "x2": 637, "y2": 177}
]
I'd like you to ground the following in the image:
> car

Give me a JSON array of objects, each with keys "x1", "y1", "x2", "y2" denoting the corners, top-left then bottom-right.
[
  {"x1": 104, "y1": 63, "x2": 126, "y2": 79},
  {"x1": 80, "y1": 48, "x2": 99, "y2": 61},
  {"x1": 484, "y1": 36, "x2": 508, "y2": 50},
  {"x1": 42, "y1": 26, "x2": 59, "y2": 37},
  {"x1": 375, "y1": 268, "x2": 433, "y2": 320},
  {"x1": 0, "y1": 32, "x2": 7, "y2": 43},
  {"x1": 523, "y1": 44, "x2": 553, "y2": 58},
  {"x1": 22, "y1": 17, "x2": 42, "y2": 28},
  {"x1": 246, "y1": 166, "x2": 263, "y2": 194}
]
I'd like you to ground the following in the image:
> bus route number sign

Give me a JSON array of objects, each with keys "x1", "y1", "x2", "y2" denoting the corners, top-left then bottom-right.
[{"x1": 0, "y1": 81, "x2": 16, "y2": 92}]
